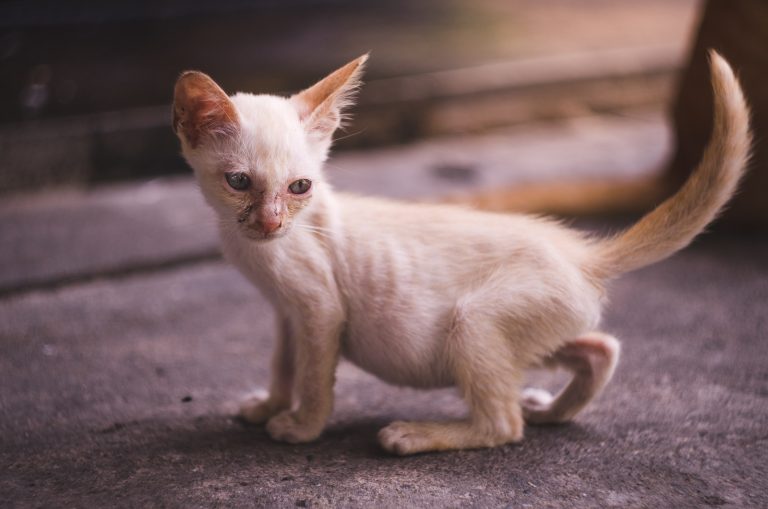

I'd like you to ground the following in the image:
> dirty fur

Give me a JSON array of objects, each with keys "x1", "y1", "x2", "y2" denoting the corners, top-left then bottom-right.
[{"x1": 172, "y1": 52, "x2": 750, "y2": 454}]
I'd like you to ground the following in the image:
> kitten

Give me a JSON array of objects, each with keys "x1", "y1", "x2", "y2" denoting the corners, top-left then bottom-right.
[{"x1": 172, "y1": 52, "x2": 750, "y2": 455}]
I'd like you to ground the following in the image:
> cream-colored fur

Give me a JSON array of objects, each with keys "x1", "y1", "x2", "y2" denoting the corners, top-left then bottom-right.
[{"x1": 172, "y1": 51, "x2": 750, "y2": 454}]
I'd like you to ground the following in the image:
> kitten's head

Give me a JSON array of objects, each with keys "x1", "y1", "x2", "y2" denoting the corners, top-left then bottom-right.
[{"x1": 172, "y1": 55, "x2": 367, "y2": 240}]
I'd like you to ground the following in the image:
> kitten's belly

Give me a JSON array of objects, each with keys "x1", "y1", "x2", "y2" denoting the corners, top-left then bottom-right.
[{"x1": 341, "y1": 303, "x2": 455, "y2": 389}]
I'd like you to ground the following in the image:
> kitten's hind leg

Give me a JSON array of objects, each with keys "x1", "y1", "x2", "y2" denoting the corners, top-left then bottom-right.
[
  {"x1": 379, "y1": 296, "x2": 525, "y2": 455},
  {"x1": 239, "y1": 318, "x2": 294, "y2": 424},
  {"x1": 522, "y1": 332, "x2": 620, "y2": 425}
]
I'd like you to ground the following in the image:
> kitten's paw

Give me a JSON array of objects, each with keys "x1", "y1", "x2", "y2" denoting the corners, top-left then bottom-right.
[
  {"x1": 521, "y1": 387, "x2": 554, "y2": 411},
  {"x1": 521, "y1": 387, "x2": 561, "y2": 424},
  {"x1": 378, "y1": 421, "x2": 435, "y2": 456},
  {"x1": 266, "y1": 411, "x2": 323, "y2": 444},
  {"x1": 238, "y1": 394, "x2": 284, "y2": 424}
]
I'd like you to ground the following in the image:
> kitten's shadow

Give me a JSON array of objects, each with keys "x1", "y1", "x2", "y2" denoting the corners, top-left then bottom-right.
[
  {"x1": 524, "y1": 420, "x2": 595, "y2": 443},
  {"x1": 109, "y1": 412, "x2": 596, "y2": 469},
  {"x1": 77, "y1": 415, "x2": 591, "y2": 500},
  {"x1": 153, "y1": 414, "x2": 391, "y2": 459}
]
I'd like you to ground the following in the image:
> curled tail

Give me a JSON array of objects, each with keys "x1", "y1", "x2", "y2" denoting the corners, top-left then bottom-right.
[{"x1": 593, "y1": 50, "x2": 751, "y2": 279}]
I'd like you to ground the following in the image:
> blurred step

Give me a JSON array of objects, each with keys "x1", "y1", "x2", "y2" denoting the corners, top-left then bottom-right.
[{"x1": 0, "y1": 111, "x2": 668, "y2": 296}]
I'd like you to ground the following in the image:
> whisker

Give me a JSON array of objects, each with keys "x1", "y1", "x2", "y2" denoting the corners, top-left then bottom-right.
[
  {"x1": 323, "y1": 161, "x2": 357, "y2": 175},
  {"x1": 296, "y1": 224, "x2": 334, "y2": 239},
  {"x1": 333, "y1": 127, "x2": 367, "y2": 143},
  {"x1": 300, "y1": 224, "x2": 334, "y2": 233},
  {"x1": 298, "y1": 225, "x2": 331, "y2": 234}
]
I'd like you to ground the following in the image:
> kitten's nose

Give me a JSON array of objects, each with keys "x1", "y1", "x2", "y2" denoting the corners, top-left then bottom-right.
[{"x1": 261, "y1": 216, "x2": 282, "y2": 234}]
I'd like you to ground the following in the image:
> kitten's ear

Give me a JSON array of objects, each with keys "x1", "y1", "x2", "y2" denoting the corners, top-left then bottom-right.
[
  {"x1": 172, "y1": 71, "x2": 238, "y2": 149},
  {"x1": 291, "y1": 54, "x2": 368, "y2": 143}
]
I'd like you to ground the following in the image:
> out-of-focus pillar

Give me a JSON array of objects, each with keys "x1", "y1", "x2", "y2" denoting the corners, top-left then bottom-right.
[{"x1": 668, "y1": 0, "x2": 768, "y2": 228}]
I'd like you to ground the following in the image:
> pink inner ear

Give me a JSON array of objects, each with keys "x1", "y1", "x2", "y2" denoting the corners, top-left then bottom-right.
[
  {"x1": 173, "y1": 71, "x2": 238, "y2": 148},
  {"x1": 291, "y1": 54, "x2": 367, "y2": 134},
  {"x1": 290, "y1": 95, "x2": 340, "y2": 140}
]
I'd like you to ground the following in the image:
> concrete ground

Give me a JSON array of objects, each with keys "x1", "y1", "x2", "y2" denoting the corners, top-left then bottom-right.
[{"x1": 1, "y1": 114, "x2": 767, "y2": 507}]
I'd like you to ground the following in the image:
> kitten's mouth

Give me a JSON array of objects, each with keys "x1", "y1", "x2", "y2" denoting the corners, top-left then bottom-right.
[{"x1": 240, "y1": 225, "x2": 289, "y2": 242}]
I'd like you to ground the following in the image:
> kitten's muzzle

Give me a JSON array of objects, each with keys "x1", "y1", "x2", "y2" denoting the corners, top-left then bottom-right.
[
  {"x1": 239, "y1": 203, "x2": 284, "y2": 238},
  {"x1": 237, "y1": 205, "x2": 253, "y2": 224}
]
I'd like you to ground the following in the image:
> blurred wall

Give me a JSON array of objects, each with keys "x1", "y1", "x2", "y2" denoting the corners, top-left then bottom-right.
[{"x1": 0, "y1": 0, "x2": 697, "y2": 193}]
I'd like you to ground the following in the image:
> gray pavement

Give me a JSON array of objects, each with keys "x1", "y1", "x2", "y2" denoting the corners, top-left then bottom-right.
[{"x1": 1, "y1": 114, "x2": 766, "y2": 508}]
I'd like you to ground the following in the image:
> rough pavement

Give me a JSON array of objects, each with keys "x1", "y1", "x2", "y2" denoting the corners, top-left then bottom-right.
[
  {"x1": 1, "y1": 114, "x2": 766, "y2": 507},
  {"x1": 2, "y1": 235, "x2": 766, "y2": 508}
]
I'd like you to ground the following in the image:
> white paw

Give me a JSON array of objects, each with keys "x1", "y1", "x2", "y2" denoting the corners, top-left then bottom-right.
[
  {"x1": 266, "y1": 411, "x2": 323, "y2": 444},
  {"x1": 378, "y1": 421, "x2": 433, "y2": 455},
  {"x1": 521, "y1": 387, "x2": 554, "y2": 411}
]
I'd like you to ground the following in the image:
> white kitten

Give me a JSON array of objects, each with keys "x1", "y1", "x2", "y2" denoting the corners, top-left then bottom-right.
[{"x1": 172, "y1": 52, "x2": 750, "y2": 454}]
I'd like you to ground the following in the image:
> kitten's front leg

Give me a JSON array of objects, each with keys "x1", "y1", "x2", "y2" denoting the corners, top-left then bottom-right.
[
  {"x1": 266, "y1": 312, "x2": 342, "y2": 444},
  {"x1": 239, "y1": 317, "x2": 294, "y2": 424}
]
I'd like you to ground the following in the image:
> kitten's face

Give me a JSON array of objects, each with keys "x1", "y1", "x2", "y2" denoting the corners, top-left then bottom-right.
[
  {"x1": 173, "y1": 55, "x2": 367, "y2": 241},
  {"x1": 185, "y1": 95, "x2": 322, "y2": 240}
]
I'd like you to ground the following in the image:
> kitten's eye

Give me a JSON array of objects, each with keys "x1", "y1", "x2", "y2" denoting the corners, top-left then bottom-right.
[
  {"x1": 225, "y1": 172, "x2": 251, "y2": 191},
  {"x1": 288, "y1": 178, "x2": 312, "y2": 195}
]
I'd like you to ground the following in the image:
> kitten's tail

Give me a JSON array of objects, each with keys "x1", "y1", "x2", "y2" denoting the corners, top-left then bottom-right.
[{"x1": 592, "y1": 51, "x2": 751, "y2": 279}]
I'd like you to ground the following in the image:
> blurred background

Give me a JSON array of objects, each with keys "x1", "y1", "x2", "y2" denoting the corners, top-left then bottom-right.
[{"x1": 1, "y1": 0, "x2": 699, "y2": 192}]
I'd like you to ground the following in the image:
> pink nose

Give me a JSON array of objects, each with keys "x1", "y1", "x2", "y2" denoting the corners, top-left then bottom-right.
[{"x1": 261, "y1": 216, "x2": 282, "y2": 234}]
